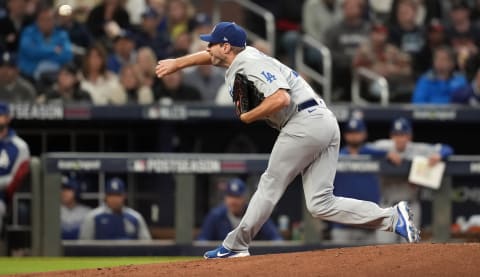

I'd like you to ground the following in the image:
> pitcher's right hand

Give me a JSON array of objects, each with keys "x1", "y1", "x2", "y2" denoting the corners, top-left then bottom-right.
[{"x1": 156, "y1": 59, "x2": 178, "y2": 78}]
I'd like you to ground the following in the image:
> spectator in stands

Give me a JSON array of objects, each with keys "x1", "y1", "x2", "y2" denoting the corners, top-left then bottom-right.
[
  {"x1": 56, "y1": 3, "x2": 93, "y2": 54},
  {"x1": 171, "y1": 31, "x2": 192, "y2": 57},
  {"x1": 302, "y1": 0, "x2": 343, "y2": 44},
  {"x1": 134, "y1": 6, "x2": 172, "y2": 60},
  {"x1": 353, "y1": 21, "x2": 413, "y2": 102},
  {"x1": 79, "y1": 177, "x2": 151, "y2": 240},
  {"x1": 107, "y1": 31, "x2": 137, "y2": 74},
  {"x1": 324, "y1": 0, "x2": 370, "y2": 101},
  {"x1": 60, "y1": 175, "x2": 91, "y2": 240},
  {"x1": 0, "y1": 103, "x2": 30, "y2": 238},
  {"x1": 135, "y1": 46, "x2": 157, "y2": 88},
  {"x1": 388, "y1": 0, "x2": 425, "y2": 63},
  {"x1": 415, "y1": 18, "x2": 447, "y2": 77},
  {"x1": 182, "y1": 44, "x2": 225, "y2": 103},
  {"x1": 188, "y1": 13, "x2": 212, "y2": 54},
  {"x1": 245, "y1": 0, "x2": 305, "y2": 67},
  {"x1": 25, "y1": 0, "x2": 41, "y2": 15},
  {"x1": 197, "y1": 178, "x2": 283, "y2": 241},
  {"x1": 166, "y1": 0, "x2": 194, "y2": 42},
  {"x1": 0, "y1": 51, "x2": 36, "y2": 103},
  {"x1": 149, "y1": 0, "x2": 168, "y2": 34},
  {"x1": 389, "y1": 0, "x2": 443, "y2": 27},
  {"x1": 452, "y1": 67, "x2": 480, "y2": 106},
  {"x1": 331, "y1": 118, "x2": 385, "y2": 244},
  {"x1": 37, "y1": 63, "x2": 92, "y2": 104},
  {"x1": 412, "y1": 45, "x2": 468, "y2": 104},
  {"x1": 153, "y1": 69, "x2": 202, "y2": 102},
  {"x1": 368, "y1": 117, "x2": 453, "y2": 243},
  {"x1": 124, "y1": 0, "x2": 147, "y2": 26},
  {"x1": 119, "y1": 64, "x2": 154, "y2": 104},
  {"x1": 80, "y1": 44, "x2": 126, "y2": 105},
  {"x1": 182, "y1": 64, "x2": 224, "y2": 103},
  {"x1": 446, "y1": 1, "x2": 480, "y2": 72},
  {"x1": 0, "y1": 0, "x2": 34, "y2": 52},
  {"x1": 17, "y1": 7, "x2": 73, "y2": 82},
  {"x1": 277, "y1": 0, "x2": 306, "y2": 67},
  {"x1": 86, "y1": 0, "x2": 130, "y2": 41}
]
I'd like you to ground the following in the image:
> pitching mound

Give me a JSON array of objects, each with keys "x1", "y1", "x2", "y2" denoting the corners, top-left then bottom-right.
[{"x1": 18, "y1": 243, "x2": 480, "y2": 276}]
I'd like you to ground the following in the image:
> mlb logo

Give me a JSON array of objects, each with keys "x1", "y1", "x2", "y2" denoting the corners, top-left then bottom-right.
[{"x1": 133, "y1": 160, "x2": 146, "y2": 172}]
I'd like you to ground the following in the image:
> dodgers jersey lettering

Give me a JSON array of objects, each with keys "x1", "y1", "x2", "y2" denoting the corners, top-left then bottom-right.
[{"x1": 225, "y1": 46, "x2": 325, "y2": 129}]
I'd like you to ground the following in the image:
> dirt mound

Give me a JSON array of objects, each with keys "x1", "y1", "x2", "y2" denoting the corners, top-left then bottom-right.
[{"x1": 16, "y1": 243, "x2": 480, "y2": 277}]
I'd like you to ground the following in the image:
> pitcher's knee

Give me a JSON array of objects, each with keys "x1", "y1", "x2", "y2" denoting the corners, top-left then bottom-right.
[
  {"x1": 258, "y1": 172, "x2": 291, "y2": 203},
  {"x1": 306, "y1": 195, "x2": 335, "y2": 218}
]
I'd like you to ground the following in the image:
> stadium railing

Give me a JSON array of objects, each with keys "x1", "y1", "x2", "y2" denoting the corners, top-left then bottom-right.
[
  {"x1": 294, "y1": 35, "x2": 333, "y2": 104},
  {"x1": 351, "y1": 67, "x2": 390, "y2": 106}
]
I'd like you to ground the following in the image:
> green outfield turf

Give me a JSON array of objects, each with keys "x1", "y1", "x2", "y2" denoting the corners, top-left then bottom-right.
[{"x1": 0, "y1": 256, "x2": 197, "y2": 275}]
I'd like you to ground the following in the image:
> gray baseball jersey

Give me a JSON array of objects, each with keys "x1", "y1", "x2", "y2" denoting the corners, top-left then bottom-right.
[
  {"x1": 221, "y1": 47, "x2": 399, "y2": 251},
  {"x1": 61, "y1": 204, "x2": 91, "y2": 238},
  {"x1": 225, "y1": 46, "x2": 325, "y2": 129}
]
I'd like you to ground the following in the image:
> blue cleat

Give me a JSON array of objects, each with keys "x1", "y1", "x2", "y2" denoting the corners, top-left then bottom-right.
[
  {"x1": 395, "y1": 201, "x2": 421, "y2": 243},
  {"x1": 203, "y1": 245, "x2": 250, "y2": 259}
]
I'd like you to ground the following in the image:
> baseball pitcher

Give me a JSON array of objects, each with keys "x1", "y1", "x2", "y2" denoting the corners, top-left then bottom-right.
[{"x1": 156, "y1": 22, "x2": 420, "y2": 259}]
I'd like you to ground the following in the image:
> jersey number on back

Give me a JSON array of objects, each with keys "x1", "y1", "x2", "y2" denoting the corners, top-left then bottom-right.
[{"x1": 261, "y1": 71, "x2": 276, "y2": 83}]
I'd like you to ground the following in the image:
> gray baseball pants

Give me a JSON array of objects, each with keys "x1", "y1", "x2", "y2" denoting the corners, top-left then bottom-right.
[{"x1": 224, "y1": 107, "x2": 397, "y2": 251}]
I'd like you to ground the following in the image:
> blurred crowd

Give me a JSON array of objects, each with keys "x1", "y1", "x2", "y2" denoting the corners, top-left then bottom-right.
[
  {"x1": 1, "y1": 0, "x2": 480, "y2": 106},
  {"x1": 0, "y1": 0, "x2": 224, "y2": 106},
  {"x1": 248, "y1": 0, "x2": 480, "y2": 104}
]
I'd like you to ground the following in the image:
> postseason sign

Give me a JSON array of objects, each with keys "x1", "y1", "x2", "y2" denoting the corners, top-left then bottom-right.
[{"x1": 129, "y1": 158, "x2": 222, "y2": 173}]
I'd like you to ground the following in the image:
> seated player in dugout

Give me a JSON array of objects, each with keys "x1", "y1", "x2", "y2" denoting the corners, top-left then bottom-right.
[
  {"x1": 79, "y1": 177, "x2": 151, "y2": 240},
  {"x1": 60, "y1": 174, "x2": 91, "y2": 240},
  {"x1": 197, "y1": 178, "x2": 283, "y2": 241},
  {"x1": 0, "y1": 102, "x2": 30, "y2": 236}
]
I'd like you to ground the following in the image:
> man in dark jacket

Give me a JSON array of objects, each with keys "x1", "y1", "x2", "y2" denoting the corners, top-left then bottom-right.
[{"x1": 197, "y1": 178, "x2": 283, "y2": 241}]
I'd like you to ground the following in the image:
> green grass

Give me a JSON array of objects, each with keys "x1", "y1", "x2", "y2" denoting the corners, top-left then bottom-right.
[{"x1": 0, "y1": 257, "x2": 197, "y2": 275}]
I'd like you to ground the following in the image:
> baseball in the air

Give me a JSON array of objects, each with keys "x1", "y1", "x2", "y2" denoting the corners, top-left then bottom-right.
[{"x1": 58, "y1": 4, "x2": 72, "y2": 16}]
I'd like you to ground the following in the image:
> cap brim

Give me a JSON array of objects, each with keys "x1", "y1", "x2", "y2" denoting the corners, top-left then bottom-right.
[{"x1": 199, "y1": 34, "x2": 216, "y2": 43}]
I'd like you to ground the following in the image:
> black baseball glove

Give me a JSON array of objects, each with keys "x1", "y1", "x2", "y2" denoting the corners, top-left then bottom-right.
[{"x1": 232, "y1": 73, "x2": 265, "y2": 117}]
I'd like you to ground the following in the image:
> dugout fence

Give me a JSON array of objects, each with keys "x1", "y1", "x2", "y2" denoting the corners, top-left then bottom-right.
[{"x1": 25, "y1": 153, "x2": 480, "y2": 256}]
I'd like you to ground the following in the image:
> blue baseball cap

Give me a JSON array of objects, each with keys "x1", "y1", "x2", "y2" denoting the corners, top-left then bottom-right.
[
  {"x1": 225, "y1": 178, "x2": 247, "y2": 197},
  {"x1": 344, "y1": 118, "x2": 366, "y2": 132},
  {"x1": 0, "y1": 102, "x2": 10, "y2": 115},
  {"x1": 61, "y1": 175, "x2": 79, "y2": 190},
  {"x1": 391, "y1": 117, "x2": 412, "y2": 134},
  {"x1": 105, "y1": 177, "x2": 126, "y2": 194},
  {"x1": 199, "y1": 22, "x2": 247, "y2": 47}
]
